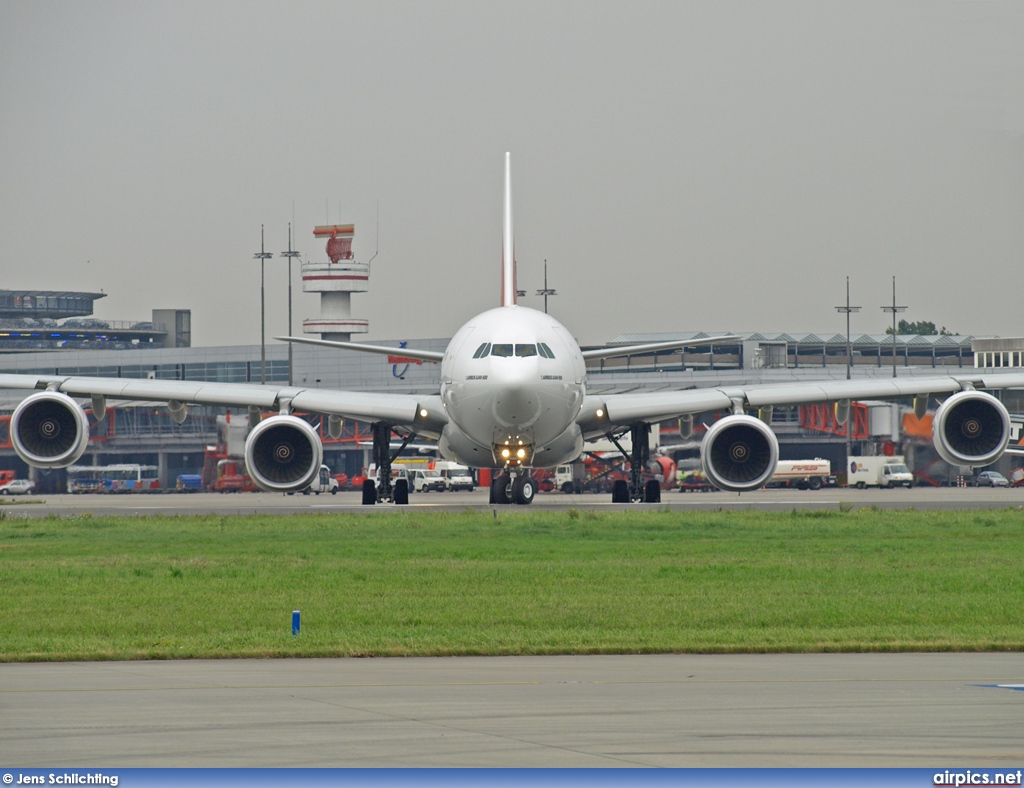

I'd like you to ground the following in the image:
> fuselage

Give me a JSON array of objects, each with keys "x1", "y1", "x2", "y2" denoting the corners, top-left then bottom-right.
[{"x1": 437, "y1": 304, "x2": 586, "y2": 468}]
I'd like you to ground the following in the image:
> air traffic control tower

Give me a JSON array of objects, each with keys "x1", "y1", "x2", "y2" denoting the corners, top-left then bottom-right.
[{"x1": 302, "y1": 224, "x2": 369, "y2": 342}]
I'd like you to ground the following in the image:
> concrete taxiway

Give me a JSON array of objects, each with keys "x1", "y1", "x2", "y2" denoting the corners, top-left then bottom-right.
[
  {"x1": 2, "y1": 485, "x2": 1022, "y2": 517},
  {"x1": 1, "y1": 653, "x2": 1022, "y2": 767}
]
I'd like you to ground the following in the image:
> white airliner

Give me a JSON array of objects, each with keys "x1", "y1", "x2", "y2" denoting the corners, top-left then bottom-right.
[{"x1": 2, "y1": 153, "x2": 1022, "y2": 505}]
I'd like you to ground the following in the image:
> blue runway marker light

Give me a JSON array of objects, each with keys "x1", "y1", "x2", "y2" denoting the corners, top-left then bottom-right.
[{"x1": 292, "y1": 610, "x2": 300, "y2": 636}]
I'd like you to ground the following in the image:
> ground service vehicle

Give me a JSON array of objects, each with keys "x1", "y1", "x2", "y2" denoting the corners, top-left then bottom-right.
[
  {"x1": 974, "y1": 471, "x2": 1010, "y2": 487},
  {"x1": 848, "y1": 456, "x2": 914, "y2": 489},
  {"x1": 67, "y1": 464, "x2": 160, "y2": 492},
  {"x1": 555, "y1": 463, "x2": 581, "y2": 493},
  {"x1": 767, "y1": 459, "x2": 835, "y2": 490},
  {"x1": 176, "y1": 474, "x2": 203, "y2": 491},
  {"x1": 411, "y1": 469, "x2": 445, "y2": 492},
  {"x1": 303, "y1": 464, "x2": 340, "y2": 495},
  {"x1": 2, "y1": 154, "x2": 1022, "y2": 506},
  {"x1": 434, "y1": 461, "x2": 474, "y2": 491}
]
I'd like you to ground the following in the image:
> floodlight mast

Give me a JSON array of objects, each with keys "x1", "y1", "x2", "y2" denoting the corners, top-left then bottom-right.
[
  {"x1": 280, "y1": 223, "x2": 301, "y2": 387},
  {"x1": 881, "y1": 275, "x2": 907, "y2": 379},
  {"x1": 253, "y1": 226, "x2": 273, "y2": 385},
  {"x1": 835, "y1": 276, "x2": 862, "y2": 470},
  {"x1": 535, "y1": 259, "x2": 557, "y2": 314},
  {"x1": 835, "y1": 276, "x2": 861, "y2": 381}
]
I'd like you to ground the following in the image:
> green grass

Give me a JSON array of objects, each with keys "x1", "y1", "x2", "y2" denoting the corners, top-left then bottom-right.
[{"x1": 1, "y1": 507, "x2": 1023, "y2": 661}]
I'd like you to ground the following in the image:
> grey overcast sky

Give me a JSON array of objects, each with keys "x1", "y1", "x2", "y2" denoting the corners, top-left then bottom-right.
[{"x1": 1, "y1": 1, "x2": 1022, "y2": 347}]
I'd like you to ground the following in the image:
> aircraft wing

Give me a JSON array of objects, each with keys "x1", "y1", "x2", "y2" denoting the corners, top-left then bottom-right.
[
  {"x1": 576, "y1": 372, "x2": 1024, "y2": 437},
  {"x1": 274, "y1": 335, "x2": 445, "y2": 362},
  {"x1": 0, "y1": 374, "x2": 448, "y2": 433},
  {"x1": 580, "y1": 335, "x2": 740, "y2": 362}
]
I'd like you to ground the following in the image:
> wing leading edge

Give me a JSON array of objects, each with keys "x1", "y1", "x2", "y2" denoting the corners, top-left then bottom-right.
[
  {"x1": 0, "y1": 373, "x2": 447, "y2": 435},
  {"x1": 576, "y1": 373, "x2": 1024, "y2": 437}
]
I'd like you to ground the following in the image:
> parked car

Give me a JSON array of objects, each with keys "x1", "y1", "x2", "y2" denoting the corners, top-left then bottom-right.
[
  {"x1": 975, "y1": 471, "x2": 1010, "y2": 487},
  {"x1": 0, "y1": 479, "x2": 36, "y2": 495}
]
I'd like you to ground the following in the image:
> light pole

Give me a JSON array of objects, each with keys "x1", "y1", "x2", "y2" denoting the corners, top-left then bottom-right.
[
  {"x1": 835, "y1": 276, "x2": 861, "y2": 381},
  {"x1": 535, "y1": 258, "x2": 557, "y2": 314},
  {"x1": 881, "y1": 275, "x2": 907, "y2": 379},
  {"x1": 280, "y1": 223, "x2": 300, "y2": 387},
  {"x1": 836, "y1": 277, "x2": 861, "y2": 476},
  {"x1": 253, "y1": 226, "x2": 272, "y2": 385}
]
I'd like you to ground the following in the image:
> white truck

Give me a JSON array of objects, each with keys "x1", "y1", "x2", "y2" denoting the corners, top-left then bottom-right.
[
  {"x1": 848, "y1": 456, "x2": 915, "y2": 489},
  {"x1": 302, "y1": 464, "x2": 340, "y2": 495},
  {"x1": 434, "y1": 461, "x2": 475, "y2": 491},
  {"x1": 555, "y1": 464, "x2": 579, "y2": 493},
  {"x1": 767, "y1": 459, "x2": 836, "y2": 490}
]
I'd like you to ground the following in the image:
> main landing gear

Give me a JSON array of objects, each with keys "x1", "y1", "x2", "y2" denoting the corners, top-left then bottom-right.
[
  {"x1": 361, "y1": 421, "x2": 413, "y2": 505},
  {"x1": 489, "y1": 469, "x2": 536, "y2": 505},
  {"x1": 607, "y1": 421, "x2": 661, "y2": 504}
]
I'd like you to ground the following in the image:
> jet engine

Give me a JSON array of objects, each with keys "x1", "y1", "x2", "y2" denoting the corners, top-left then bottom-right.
[
  {"x1": 932, "y1": 390, "x2": 1009, "y2": 468},
  {"x1": 10, "y1": 391, "x2": 90, "y2": 469},
  {"x1": 701, "y1": 414, "x2": 779, "y2": 492},
  {"x1": 243, "y1": 415, "x2": 323, "y2": 492}
]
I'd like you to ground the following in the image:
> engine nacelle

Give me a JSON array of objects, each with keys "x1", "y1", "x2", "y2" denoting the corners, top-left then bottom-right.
[
  {"x1": 11, "y1": 391, "x2": 90, "y2": 469},
  {"x1": 701, "y1": 414, "x2": 779, "y2": 492},
  {"x1": 932, "y1": 390, "x2": 1009, "y2": 468},
  {"x1": 244, "y1": 415, "x2": 323, "y2": 492}
]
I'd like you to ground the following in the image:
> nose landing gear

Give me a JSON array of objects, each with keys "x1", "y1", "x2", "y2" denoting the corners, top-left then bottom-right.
[{"x1": 490, "y1": 469, "x2": 536, "y2": 505}]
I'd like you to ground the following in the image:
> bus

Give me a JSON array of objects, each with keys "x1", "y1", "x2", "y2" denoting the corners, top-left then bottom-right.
[{"x1": 67, "y1": 464, "x2": 160, "y2": 493}]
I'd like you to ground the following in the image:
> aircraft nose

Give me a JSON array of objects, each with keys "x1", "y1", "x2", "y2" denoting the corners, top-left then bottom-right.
[{"x1": 491, "y1": 361, "x2": 538, "y2": 427}]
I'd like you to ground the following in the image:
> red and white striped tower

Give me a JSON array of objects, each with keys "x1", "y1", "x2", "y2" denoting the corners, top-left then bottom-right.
[{"x1": 302, "y1": 224, "x2": 369, "y2": 341}]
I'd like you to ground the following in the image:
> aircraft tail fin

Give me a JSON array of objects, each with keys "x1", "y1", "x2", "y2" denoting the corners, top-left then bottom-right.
[{"x1": 501, "y1": 152, "x2": 516, "y2": 306}]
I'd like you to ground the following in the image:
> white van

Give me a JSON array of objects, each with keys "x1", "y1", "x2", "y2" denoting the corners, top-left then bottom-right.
[
  {"x1": 293, "y1": 464, "x2": 339, "y2": 495},
  {"x1": 433, "y1": 461, "x2": 475, "y2": 491},
  {"x1": 410, "y1": 468, "x2": 444, "y2": 492}
]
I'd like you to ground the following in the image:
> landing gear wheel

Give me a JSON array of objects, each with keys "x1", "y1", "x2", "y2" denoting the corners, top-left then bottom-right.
[
  {"x1": 490, "y1": 473, "x2": 512, "y2": 504},
  {"x1": 512, "y1": 475, "x2": 536, "y2": 505},
  {"x1": 394, "y1": 478, "x2": 409, "y2": 505},
  {"x1": 361, "y1": 479, "x2": 377, "y2": 505},
  {"x1": 809, "y1": 477, "x2": 822, "y2": 490},
  {"x1": 612, "y1": 479, "x2": 629, "y2": 503},
  {"x1": 644, "y1": 479, "x2": 661, "y2": 503}
]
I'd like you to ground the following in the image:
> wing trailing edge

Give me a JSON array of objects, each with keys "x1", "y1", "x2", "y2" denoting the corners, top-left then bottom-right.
[
  {"x1": 580, "y1": 335, "x2": 741, "y2": 362},
  {"x1": 275, "y1": 335, "x2": 444, "y2": 362}
]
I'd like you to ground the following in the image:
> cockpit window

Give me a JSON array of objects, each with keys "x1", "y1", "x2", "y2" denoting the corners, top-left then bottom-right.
[
  {"x1": 515, "y1": 344, "x2": 537, "y2": 357},
  {"x1": 538, "y1": 342, "x2": 555, "y2": 359},
  {"x1": 490, "y1": 344, "x2": 514, "y2": 357},
  {"x1": 473, "y1": 343, "x2": 491, "y2": 359}
]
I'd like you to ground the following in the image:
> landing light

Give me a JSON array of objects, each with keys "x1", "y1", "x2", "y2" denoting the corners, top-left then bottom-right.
[
  {"x1": 517, "y1": 448, "x2": 526, "y2": 459},
  {"x1": 419, "y1": 408, "x2": 428, "y2": 418},
  {"x1": 596, "y1": 408, "x2": 604, "y2": 418},
  {"x1": 501, "y1": 448, "x2": 511, "y2": 459}
]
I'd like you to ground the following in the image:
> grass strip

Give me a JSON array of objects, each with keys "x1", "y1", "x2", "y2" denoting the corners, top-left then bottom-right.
[{"x1": 1, "y1": 507, "x2": 1022, "y2": 661}]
